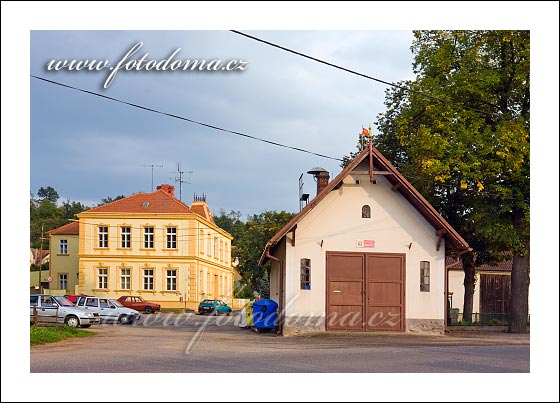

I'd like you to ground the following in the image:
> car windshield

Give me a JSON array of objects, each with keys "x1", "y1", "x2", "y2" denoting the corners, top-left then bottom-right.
[
  {"x1": 111, "y1": 300, "x2": 124, "y2": 307},
  {"x1": 54, "y1": 296, "x2": 74, "y2": 307}
]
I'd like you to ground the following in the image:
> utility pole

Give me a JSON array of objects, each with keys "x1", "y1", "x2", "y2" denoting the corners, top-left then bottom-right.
[
  {"x1": 140, "y1": 164, "x2": 163, "y2": 192},
  {"x1": 37, "y1": 226, "x2": 45, "y2": 293},
  {"x1": 174, "y1": 162, "x2": 192, "y2": 202}
]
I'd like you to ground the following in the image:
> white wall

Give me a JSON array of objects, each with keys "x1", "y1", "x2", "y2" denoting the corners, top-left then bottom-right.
[
  {"x1": 448, "y1": 270, "x2": 480, "y2": 312},
  {"x1": 280, "y1": 170, "x2": 446, "y2": 321}
]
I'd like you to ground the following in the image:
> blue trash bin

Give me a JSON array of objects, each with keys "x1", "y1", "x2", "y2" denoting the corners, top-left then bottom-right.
[{"x1": 252, "y1": 299, "x2": 278, "y2": 330}]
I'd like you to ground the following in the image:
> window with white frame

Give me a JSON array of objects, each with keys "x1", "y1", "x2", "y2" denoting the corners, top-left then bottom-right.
[
  {"x1": 420, "y1": 261, "x2": 430, "y2": 292},
  {"x1": 219, "y1": 240, "x2": 223, "y2": 261},
  {"x1": 98, "y1": 226, "x2": 108, "y2": 248},
  {"x1": 166, "y1": 227, "x2": 177, "y2": 249},
  {"x1": 199, "y1": 230, "x2": 204, "y2": 254},
  {"x1": 143, "y1": 269, "x2": 154, "y2": 290},
  {"x1": 144, "y1": 227, "x2": 154, "y2": 249},
  {"x1": 166, "y1": 269, "x2": 177, "y2": 291},
  {"x1": 121, "y1": 226, "x2": 131, "y2": 248},
  {"x1": 214, "y1": 237, "x2": 218, "y2": 258},
  {"x1": 59, "y1": 239, "x2": 68, "y2": 254},
  {"x1": 120, "y1": 268, "x2": 131, "y2": 290},
  {"x1": 98, "y1": 268, "x2": 108, "y2": 289},
  {"x1": 59, "y1": 273, "x2": 68, "y2": 290},
  {"x1": 207, "y1": 234, "x2": 212, "y2": 257}
]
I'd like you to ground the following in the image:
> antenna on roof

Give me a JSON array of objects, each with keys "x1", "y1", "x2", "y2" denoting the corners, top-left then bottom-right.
[
  {"x1": 174, "y1": 162, "x2": 192, "y2": 202},
  {"x1": 299, "y1": 173, "x2": 309, "y2": 211},
  {"x1": 139, "y1": 163, "x2": 163, "y2": 192}
]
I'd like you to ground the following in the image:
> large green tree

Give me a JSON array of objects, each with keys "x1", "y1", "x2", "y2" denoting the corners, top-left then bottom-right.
[
  {"x1": 372, "y1": 30, "x2": 529, "y2": 332},
  {"x1": 214, "y1": 209, "x2": 296, "y2": 298}
]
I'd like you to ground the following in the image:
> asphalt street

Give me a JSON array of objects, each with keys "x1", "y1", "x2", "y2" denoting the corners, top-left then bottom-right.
[{"x1": 30, "y1": 312, "x2": 530, "y2": 373}]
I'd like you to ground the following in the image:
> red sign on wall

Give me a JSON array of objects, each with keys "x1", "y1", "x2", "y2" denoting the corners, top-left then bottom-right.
[{"x1": 357, "y1": 240, "x2": 375, "y2": 248}]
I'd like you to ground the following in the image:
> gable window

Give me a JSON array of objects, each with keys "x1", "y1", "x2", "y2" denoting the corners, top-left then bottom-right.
[
  {"x1": 420, "y1": 261, "x2": 430, "y2": 292},
  {"x1": 98, "y1": 226, "x2": 108, "y2": 248},
  {"x1": 166, "y1": 269, "x2": 177, "y2": 291},
  {"x1": 59, "y1": 273, "x2": 68, "y2": 290},
  {"x1": 98, "y1": 268, "x2": 108, "y2": 289},
  {"x1": 300, "y1": 258, "x2": 311, "y2": 290},
  {"x1": 143, "y1": 269, "x2": 154, "y2": 290},
  {"x1": 59, "y1": 239, "x2": 68, "y2": 254},
  {"x1": 120, "y1": 268, "x2": 131, "y2": 290},
  {"x1": 144, "y1": 227, "x2": 154, "y2": 249},
  {"x1": 166, "y1": 227, "x2": 177, "y2": 249},
  {"x1": 121, "y1": 226, "x2": 131, "y2": 248},
  {"x1": 362, "y1": 205, "x2": 371, "y2": 218}
]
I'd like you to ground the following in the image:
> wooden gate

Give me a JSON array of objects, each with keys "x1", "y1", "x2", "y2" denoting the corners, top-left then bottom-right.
[
  {"x1": 480, "y1": 274, "x2": 511, "y2": 314},
  {"x1": 326, "y1": 252, "x2": 405, "y2": 331}
]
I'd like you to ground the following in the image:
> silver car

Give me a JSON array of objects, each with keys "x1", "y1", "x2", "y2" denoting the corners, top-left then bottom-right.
[
  {"x1": 30, "y1": 294, "x2": 101, "y2": 328},
  {"x1": 74, "y1": 296, "x2": 140, "y2": 324}
]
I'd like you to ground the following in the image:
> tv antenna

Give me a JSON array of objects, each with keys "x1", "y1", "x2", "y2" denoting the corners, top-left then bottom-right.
[
  {"x1": 299, "y1": 173, "x2": 309, "y2": 211},
  {"x1": 174, "y1": 162, "x2": 192, "y2": 202},
  {"x1": 139, "y1": 164, "x2": 163, "y2": 192}
]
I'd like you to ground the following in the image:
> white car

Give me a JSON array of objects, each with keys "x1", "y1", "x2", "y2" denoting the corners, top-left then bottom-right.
[
  {"x1": 30, "y1": 294, "x2": 101, "y2": 328},
  {"x1": 74, "y1": 296, "x2": 140, "y2": 324}
]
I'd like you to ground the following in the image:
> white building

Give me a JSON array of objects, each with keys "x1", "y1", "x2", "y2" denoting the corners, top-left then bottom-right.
[{"x1": 260, "y1": 147, "x2": 470, "y2": 335}]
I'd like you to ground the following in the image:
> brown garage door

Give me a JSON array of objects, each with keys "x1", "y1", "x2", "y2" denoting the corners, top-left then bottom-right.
[{"x1": 326, "y1": 252, "x2": 405, "y2": 332}]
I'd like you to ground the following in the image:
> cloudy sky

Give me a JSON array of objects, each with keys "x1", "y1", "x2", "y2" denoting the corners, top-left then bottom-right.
[{"x1": 30, "y1": 29, "x2": 415, "y2": 217}]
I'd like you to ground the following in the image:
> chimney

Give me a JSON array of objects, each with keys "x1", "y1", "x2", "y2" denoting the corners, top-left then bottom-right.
[
  {"x1": 157, "y1": 184, "x2": 175, "y2": 197},
  {"x1": 307, "y1": 167, "x2": 330, "y2": 196}
]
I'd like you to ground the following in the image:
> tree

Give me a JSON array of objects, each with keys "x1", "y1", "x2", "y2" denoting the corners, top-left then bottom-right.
[
  {"x1": 61, "y1": 199, "x2": 89, "y2": 220},
  {"x1": 214, "y1": 209, "x2": 296, "y2": 294},
  {"x1": 370, "y1": 30, "x2": 529, "y2": 332},
  {"x1": 98, "y1": 195, "x2": 125, "y2": 206},
  {"x1": 37, "y1": 186, "x2": 59, "y2": 203}
]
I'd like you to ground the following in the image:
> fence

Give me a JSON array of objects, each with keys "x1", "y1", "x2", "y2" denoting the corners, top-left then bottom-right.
[
  {"x1": 30, "y1": 306, "x2": 61, "y2": 326},
  {"x1": 448, "y1": 310, "x2": 510, "y2": 326}
]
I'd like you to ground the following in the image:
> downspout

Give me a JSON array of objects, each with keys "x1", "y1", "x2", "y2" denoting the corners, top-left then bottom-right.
[
  {"x1": 444, "y1": 247, "x2": 472, "y2": 332},
  {"x1": 265, "y1": 247, "x2": 284, "y2": 336}
]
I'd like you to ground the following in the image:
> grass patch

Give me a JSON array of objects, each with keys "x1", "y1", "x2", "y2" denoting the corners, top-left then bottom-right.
[{"x1": 30, "y1": 325, "x2": 95, "y2": 346}]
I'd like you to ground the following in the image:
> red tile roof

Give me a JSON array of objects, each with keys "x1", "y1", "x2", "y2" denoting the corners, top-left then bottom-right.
[
  {"x1": 48, "y1": 221, "x2": 80, "y2": 235},
  {"x1": 84, "y1": 189, "x2": 193, "y2": 214},
  {"x1": 190, "y1": 202, "x2": 215, "y2": 224},
  {"x1": 446, "y1": 257, "x2": 514, "y2": 272}
]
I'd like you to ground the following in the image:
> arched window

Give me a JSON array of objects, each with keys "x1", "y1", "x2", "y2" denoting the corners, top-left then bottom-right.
[{"x1": 362, "y1": 205, "x2": 371, "y2": 218}]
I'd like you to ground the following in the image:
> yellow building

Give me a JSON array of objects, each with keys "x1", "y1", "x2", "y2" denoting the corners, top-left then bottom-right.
[
  {"x1": 48, "y1": 184, "x2": 233, "y2": 310},
  {"x1": 48, "y1": 221, "x2": 80, "y2": 295}
]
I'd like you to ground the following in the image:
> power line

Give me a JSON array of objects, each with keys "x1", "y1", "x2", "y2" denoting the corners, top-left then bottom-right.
[
  {"x1": 230, "y1": 30, "x2": 502, "y2": 119},
  {"x1": 30, "y1": 75, "x2": 343, "y2": 162}
]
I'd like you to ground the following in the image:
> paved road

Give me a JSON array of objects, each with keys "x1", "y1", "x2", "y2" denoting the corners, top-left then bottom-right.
[{"x1": 30, "y1": 313, "x2": 530, "y2": 373}]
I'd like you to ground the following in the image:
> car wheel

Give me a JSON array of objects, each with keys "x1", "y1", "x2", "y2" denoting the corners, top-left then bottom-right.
[
  {"x1": 80, "y1": 325, "x2": 91, "y2": 328},
  {"x1": 118, "y1": 314, "x2": 130, "y2": 325},
  {"x1": 65, "y1": 315, "x2": 80, "y2": 328},
  {"x1": 145, "y1": 306, "x2": 153, "y2": 314},
  {"x1": 213, "y1": 309, "x2": 218, "y2": 316},
  {"x1": 227, "y1": 309, "x2": 231, "y2": 316}
]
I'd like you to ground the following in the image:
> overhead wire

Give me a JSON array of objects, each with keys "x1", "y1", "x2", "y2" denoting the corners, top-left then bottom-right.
[
  {"x1": 230, "y1": 30, "x2": 503, "y2": 119},
  {"x1": 30, "y1": 75, "x2": 343, "y2": 162}
]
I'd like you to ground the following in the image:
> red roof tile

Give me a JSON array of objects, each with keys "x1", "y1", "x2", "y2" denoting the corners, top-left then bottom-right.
[
  {"x1": 48, "y1": 221, "x2": 80, "y2": 235},
  {"x1": 84, "y1": 189, "x2": 192, "y2": 214},
  {"x1": 190, "y1": 202, "x2": 215, "y2": 224},
  {"x1": 446, "y1": 257, "x2": 514, "y2": 272}
]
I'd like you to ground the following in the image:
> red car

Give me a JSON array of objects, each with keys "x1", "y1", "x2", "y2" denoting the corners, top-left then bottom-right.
[{"x1": 116, "y1": 296, "x2": 160, "y2": 314}]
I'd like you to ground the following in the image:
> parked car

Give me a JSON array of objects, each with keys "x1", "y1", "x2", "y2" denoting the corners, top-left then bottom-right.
[
  {"x1": 30, "y1": 294, "x2": 101, "y2": 328},
  {"x1": 74, "y1": 296, "x2": 140, "y2": 324},
  {"x1": 66, "y1": 294, "x2": 92, "y2": 304},
  {"x1": 116, "y1": 296, "x2": 161, "y2": 314},
  {"x1": 197, "y1": 299, "x2": 232, "y2": 316}
]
